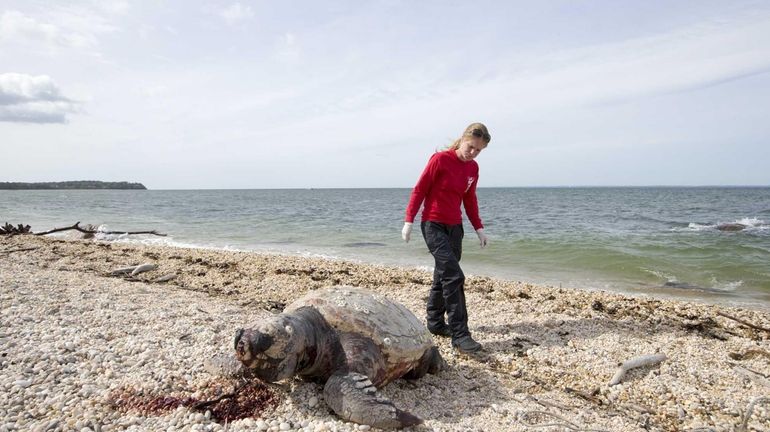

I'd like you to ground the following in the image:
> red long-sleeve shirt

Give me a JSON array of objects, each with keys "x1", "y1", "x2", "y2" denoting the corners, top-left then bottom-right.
[{"x1": 405, "y1": 150, "x2": 484, "y2": 230}]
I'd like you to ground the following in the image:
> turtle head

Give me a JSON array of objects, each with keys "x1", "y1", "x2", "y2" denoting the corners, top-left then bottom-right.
[{"x1": 234, "y1": 315, "x2": 303, "y2": 382}]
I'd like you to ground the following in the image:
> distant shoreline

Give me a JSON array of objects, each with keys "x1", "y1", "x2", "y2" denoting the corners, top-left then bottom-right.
[{"x1": 0, "y1": 181, "x2": 146, "y2": 190}]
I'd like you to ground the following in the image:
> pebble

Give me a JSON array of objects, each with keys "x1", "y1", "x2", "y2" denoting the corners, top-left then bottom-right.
[
  {"x1": 1, "y1": 235, "x2": 768, "y2": 432},
  {"x1": 14, "y1": 379, "x2": 33, "y2": 388}
]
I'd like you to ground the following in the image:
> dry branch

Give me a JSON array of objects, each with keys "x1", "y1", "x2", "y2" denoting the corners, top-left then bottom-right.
[
  {"x1": 717, "y1": 311, "x2": 770, "y2": 334},
  {"x1": 740, "y1": 397, "x2": 770, "y2": 432},
  {"x1": 564, "y1": 386, "x2": 603, "y2": 405},
  {"x1": 192, "y1": 382, "x2": 247, "y2": 411},
  {"x1": 729, "y1": 349, "x2": 770, "y2": 361},
  {"x1": 34, "y1": 221, "x2": 166, "y2": 237},
  {"x1": 516, "y1": 409, "x2": 609, "y2": 431},
  {"x1": 0, "y1": 247, "x2": 39, "y2": 254},
  {"x1": 0, "y1": 223, "x2": 31, "y2": 235}
]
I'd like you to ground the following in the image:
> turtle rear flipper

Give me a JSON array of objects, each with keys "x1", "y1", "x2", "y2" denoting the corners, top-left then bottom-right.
[{"x1": 323, "y1": 372, "x2": 422, "y2": 429}]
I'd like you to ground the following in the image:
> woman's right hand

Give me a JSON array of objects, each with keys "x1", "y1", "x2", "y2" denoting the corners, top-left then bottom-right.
[
  {"x1": 476, "y1": 228, "x2": 489, "y2": 248},
  {"x1": 401, "y1": 222, "x2": 413, "y2": 242}
]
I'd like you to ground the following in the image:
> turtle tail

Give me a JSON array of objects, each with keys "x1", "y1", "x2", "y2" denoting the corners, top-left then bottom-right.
[{"x1": 323, "y1": 372, "x2": 422, "y2": 429}]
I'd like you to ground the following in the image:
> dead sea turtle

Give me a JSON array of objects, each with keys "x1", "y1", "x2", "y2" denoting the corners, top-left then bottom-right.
[{"x1": 233, "y1": 286, "x2": 444, "y2": 429}]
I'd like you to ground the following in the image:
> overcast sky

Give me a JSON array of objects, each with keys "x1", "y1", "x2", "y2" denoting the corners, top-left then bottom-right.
[{"x1": 2, "y1": 1, "x2": 769, "y2": 189}]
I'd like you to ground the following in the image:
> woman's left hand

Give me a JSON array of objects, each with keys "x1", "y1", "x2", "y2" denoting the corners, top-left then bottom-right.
[{"x1": 476, "y1": 228, "x2": 488, "y2": 248}]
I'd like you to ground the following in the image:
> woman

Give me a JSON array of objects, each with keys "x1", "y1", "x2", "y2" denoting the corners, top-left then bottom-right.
[{"x1": 402, "y1": 122, "x2": 490, "y2": 353}]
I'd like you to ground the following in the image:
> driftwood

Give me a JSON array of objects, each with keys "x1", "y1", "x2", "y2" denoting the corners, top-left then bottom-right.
[
  {"x1": 609, "y1": 353, "x2": 667, "y2": 386},
  {"x1": 110, "y1": 265, "x2": 142, "y2": 276},
  {"x1": 192, "y1": 381, "x2": 247, "y2": 411},
  {"x1": 516, "y1": 409, "x2": 609, "y2": 431},
  {"x1": 739, "y1": 396, "x2": 770, "y2": 432},
  {"x1": 564, "y1": 386, "x2": 603, "y2": 405},
  {"x1": 1, "y1": 223, "x2": 32, "y2": 235},
  {"x1": 109, "y1": 263, "x2": 166, "y2": 279},
  {"x1": 0, "y1": 246, "x2": 39, "y2": 254},
  {"x1": 717, "y1": 311, "x2": 770, "y2": 334},
  {"x1": 729, "y1": 362, "x2": 770, "y2": 387},
  {"x1": 729, "y1": 349, "x2": 770, "y2": 361},
  {"x1": 34, "y1": 221, "x2": 166, "y2": 237},
  {"x1": 130, "y1": 263, "x2": 157, "y2": 276},
  {"x1": 152, "y1": 273, "x2": 177, "y2": 283}
]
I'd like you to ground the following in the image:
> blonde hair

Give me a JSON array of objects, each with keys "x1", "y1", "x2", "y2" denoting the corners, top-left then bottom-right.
[{"x1": 447, "y1": 122, "x2": 491, "y2": 150}]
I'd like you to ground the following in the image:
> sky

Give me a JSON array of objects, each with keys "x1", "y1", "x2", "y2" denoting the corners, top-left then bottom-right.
[{"x1": 1, "y1": 0, "x2": 770, "y2": 189}]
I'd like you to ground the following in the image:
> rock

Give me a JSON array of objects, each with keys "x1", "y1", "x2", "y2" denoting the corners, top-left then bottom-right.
[
  {"x1": 14, "y1": 379, "x2": 32, "y2": 388},
  {"x1": 716, "y1": 223, "x2": 746, "y2": 232}
]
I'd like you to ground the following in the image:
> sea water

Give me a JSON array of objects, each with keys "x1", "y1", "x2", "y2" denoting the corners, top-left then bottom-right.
[{"x1": 2, "y1": 187, "x2": 769, "y2": 308}]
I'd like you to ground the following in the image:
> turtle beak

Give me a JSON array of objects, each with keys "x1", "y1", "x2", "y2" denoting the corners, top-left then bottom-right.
[
  {"x1": 234, "y1": 328, "x2": 252, "y2": 361},
  {"x1": 233, "y1": 328, "x2": 245, "y2": 351},
  {"x1": 234, "y1": 329, "x2": 274, "y2": 363}
]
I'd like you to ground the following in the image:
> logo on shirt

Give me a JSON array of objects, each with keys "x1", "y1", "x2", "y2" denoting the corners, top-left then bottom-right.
[{"x1": 465, "y1": 176, "x2": 475, "y2": 193}]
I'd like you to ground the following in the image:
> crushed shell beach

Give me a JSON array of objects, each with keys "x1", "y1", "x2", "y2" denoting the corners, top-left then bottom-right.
[{"x1": 1, "y1": 235, "x2": 769, "y2": 432}]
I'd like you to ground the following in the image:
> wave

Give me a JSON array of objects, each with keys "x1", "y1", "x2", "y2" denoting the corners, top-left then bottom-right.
[
  {"x1": 670, "y1": 217, "x2": 768, "y2": 233},
  {"x1": 642, "y1": 268, "x2": 742, "y2": 293}
]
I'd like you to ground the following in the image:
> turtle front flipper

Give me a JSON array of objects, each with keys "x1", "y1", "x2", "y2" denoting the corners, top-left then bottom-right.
[{"x1": 323, "y1": 372, "x2": 422, "y2": 429}]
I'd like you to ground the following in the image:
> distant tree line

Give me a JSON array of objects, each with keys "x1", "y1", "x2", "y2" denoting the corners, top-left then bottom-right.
[{"x1": 0, "y1": 181, "x2": 147, "y2": 190}]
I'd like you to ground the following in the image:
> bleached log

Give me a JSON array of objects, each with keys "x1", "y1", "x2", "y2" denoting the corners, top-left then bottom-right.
[
  {"x1": 110, "y1": 265, "x2": 140, "y2": 276},
  {"x1": 130, "y1": 263, "x2": 157, "y2": 276},
  {"x1": 609, "y1": 353, "x2": 667, "y2": 386},
  {"x1": 153, "y1": 273, "x2": 176, "y2": 283}
]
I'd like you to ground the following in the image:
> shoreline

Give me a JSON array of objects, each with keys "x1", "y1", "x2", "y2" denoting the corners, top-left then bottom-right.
[
  {"x1": 53, "y1": 231, "x2": 770, "y2": 313},
  {"x1": 2, "y1": 235, "x2": 769, "y2": 431}
]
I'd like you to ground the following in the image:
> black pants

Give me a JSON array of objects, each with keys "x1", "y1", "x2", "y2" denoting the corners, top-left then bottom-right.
[{"x1": 421, "y1": 221, "x2": 470, "y2": 339}]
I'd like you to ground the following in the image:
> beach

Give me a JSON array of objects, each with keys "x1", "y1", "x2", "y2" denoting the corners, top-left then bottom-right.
[{"x1": 1, "y1": 234, "x2": 769, "y2": 432}]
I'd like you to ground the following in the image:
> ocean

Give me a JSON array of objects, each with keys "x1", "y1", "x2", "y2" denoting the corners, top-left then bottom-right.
[{"x1": 2, "y1": 187, "x2": 769, "y2": 309}]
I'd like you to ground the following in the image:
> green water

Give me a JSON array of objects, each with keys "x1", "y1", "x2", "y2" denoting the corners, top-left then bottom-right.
[{"x1": 2, "y1": 187, "x2": 769, "y2": 307}]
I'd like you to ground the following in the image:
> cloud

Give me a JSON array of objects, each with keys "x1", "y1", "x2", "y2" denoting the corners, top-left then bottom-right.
[
  {"x1": 219, "y1": 3, "x2": 254, "y2": 25},
  {"x1": 0, "y1": 73, "x2": 79, "y2": 123},
  {"x1": 0, "y1": 9, "x2": 116, "y2": 51},
  {"x1": 94, "y1": 0, "x2": 130, "y2": 16},
  {"x1": 0, "y1": 10, "x2": 59, "y2": 45},
  {"x1": 372, "y1": 9, "x2": 770, "y2": 124},
  {"x1": 276, "y1": 32, "x2": 300, "y2": 64}
]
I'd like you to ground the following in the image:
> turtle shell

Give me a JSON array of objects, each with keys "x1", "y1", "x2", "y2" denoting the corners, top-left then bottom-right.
[{"x1": 285, "y1": 286, "x2": 433, "y2": 368}]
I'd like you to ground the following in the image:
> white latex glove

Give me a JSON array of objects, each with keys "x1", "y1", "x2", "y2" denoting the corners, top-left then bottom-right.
[
  {"x1": 402, "y1": 222, "x2": 413, "y2": 242},
  {"x1": 476, "y1": 228, "x2": 488, "y2": 248}
]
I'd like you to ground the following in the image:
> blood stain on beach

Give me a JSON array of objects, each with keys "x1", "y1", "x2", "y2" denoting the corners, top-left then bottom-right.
[{"x1": 107, "y1": 380, "x2": 279, "y2": 422}]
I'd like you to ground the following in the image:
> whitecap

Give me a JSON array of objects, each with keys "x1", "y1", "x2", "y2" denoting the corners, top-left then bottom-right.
[
  {"x1": 672, "y1": 218, "x2": 768, "y2": 233},
  {"x1": 687, "y1": 222, "x2": 713, "y2": 231},
  {"x1": 735, "y1": 217, "x2": 765, "y2": 227},
  {"x1": 709, "y1": 277, "x2": 742, "y2": 292},
  {"x1": 640, "y1": 267, "x2": 677, "y2": 282}
]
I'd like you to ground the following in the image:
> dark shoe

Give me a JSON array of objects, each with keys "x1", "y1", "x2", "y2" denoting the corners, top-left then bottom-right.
[
  {"x1": 427, "y1": 325, "x2": 452, "y2": 337},
  {"x1": 452, "y1": 336, "x2": 482, "y2": 353}
]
